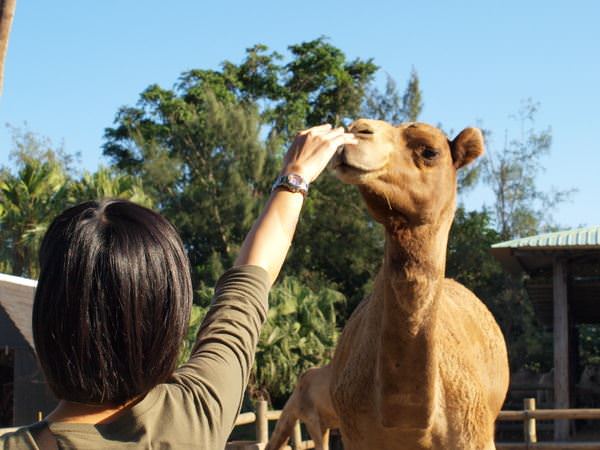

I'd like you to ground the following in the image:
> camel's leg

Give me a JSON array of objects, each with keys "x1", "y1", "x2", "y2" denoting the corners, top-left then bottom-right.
[
  {"x1": 266, "y1": 390, "x2": 299, "y2": 450},
  {"x1": 267, "y1": 365, "x2": 338, "y2": 450},
  {"x1": 303, "y1": 419, "x2": 330, "y2": 450}
]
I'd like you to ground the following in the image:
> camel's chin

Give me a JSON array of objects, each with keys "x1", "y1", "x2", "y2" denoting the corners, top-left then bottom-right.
[
  {"x1": 334, "y1": 164, "x2": 382, "y2": 185},
  {"x1": 334, "y1": 164, "x2": 368, "y2": 184}
]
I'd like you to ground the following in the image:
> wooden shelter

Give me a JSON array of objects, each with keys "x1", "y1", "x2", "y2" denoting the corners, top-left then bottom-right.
[
  {"x1": 0, "y1": 273, "x2": 56, "y2": 426},
  {"x1": 491, "y1": 226, "x2": 600, "y2": 440}
]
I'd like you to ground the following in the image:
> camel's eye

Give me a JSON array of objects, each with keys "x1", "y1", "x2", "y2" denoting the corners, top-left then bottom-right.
[
  {"x1": 356, "y1": 129, "x2": 374, "y2": 135},
  {"x1": 421, "y1": 147, "x2": 440, "y2": 160}
]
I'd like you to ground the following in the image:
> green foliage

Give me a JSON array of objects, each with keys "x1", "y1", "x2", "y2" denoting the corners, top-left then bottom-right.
[
  {"x1": 175, "y1": 277, "x2": 344, "y2": 406},
  {"x1": 72, "y1": 166, "x2": 153, "y2": 207},
  {"x1": 249, "y1": 276, "x2": 344, "y2": 405},
  {"x1": 580, "y1": 325, "x2": 600, "y2": 366},
  {"x1": 285, "y1": 172, "x2": 383, "y2": 312},
  {"x1": 0, "y1": 126, "x2": 152, "y2": 278},
  {"x1": 178, "y1": 303, "x2": 210, "y2": 366},
  {"x1": 0, "y1": 126, "x2": 72, "y2": 277},
  {"x1": 481, "y1": 99, "x2": 575, "y2": 240},
  {"x1": 401, "y1": 68, "x2": 423, "y2": 122},
  {"x1": 103, "y1": 37, "x2": 381, "y2": 293},
  {"x1": 0, "y1": 156, "x2": 70, "y2": 277},
  {"x1": 362, "y1": 68, "x2": 423, "y2": 124}
]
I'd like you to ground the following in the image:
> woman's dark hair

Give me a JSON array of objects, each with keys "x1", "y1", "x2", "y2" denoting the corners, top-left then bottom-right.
[{"x1": 33, "y1": 199, "x2": 192, "y2": 405}]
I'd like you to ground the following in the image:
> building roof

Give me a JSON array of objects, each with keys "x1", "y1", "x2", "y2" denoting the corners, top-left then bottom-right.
[
  {"x1": 0, "y1": 273, "x2": 37, "y2": 350},
  {"x1": 491, "y1": 226, "x2": 600, "y2": 274},
  {"x1": 491, "y1": 226, "x2": 600, "y2": 251},
  {"x1": 491, "y1": 226, "x2": 600, "y2": 325}
]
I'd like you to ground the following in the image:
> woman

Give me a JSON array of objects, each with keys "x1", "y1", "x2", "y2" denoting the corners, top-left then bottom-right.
[{"x1": 1, "y1": 124, "x2": 357, "y2": 449}]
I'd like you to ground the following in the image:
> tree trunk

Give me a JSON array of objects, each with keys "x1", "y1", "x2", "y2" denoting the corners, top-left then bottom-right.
[{"x1": 0, "y1": 0, "x2": 17, "y2": 97}]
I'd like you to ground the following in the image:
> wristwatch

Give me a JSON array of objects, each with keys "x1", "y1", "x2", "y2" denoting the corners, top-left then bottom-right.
[{"x1": 271, "y1": 173, "x2": 309, "y2": 197}]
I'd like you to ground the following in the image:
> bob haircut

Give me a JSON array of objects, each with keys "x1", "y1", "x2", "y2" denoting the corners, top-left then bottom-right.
[{"x1": 33, "y1": 199, "x2": 192, "y2": 404}]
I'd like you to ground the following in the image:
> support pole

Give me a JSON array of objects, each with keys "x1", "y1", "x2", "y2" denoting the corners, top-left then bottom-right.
[
  {"x1": 553, "y1": 257, "x2": 570, "y2": 440},
  {"x1": 523, "y1": 397, "x2": 537, "y2": 444},
  {"x1": 255, "y1": 400, "x2": 268, "y2": 444},
  {"x1": 292, "y1": 421, "x2": 302, "y2": 450}
]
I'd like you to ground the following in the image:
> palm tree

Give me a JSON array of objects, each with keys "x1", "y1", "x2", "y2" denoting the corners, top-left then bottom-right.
[
  {"x1": 71, "y1": 166, "x2": 153, "y2": 207},
  {"x1": 0, "y1": 158, "x2": 70, "y2": 277},
  {"x1": 249, "y1": 276, "x2": 344, "y2": 406}
]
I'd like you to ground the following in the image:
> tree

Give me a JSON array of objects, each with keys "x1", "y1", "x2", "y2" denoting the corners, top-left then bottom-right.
[
  {"x1": 106, "y1": 88, "x2": 277, "y2": 287},
  {"x1": 0, "y1": 157, "x2": 69, "y2": 277},
  {"x1": 401, "y1": 68, "x2": 423, "y2": 122},
  {"x1": 0, "y1": 126, "x2": 152, "y2": 277},
  {"x1": 103, "y1": 38, "x2": 382, "y2": 295},
  {"x1": 0, "y1": 0, "x2": 16, "y2": 97},
  {"x1": 0, "y1": 127, "x2": 72, "y2": 277},
  {"x1": 481, "y1": 99, "x2": 574, "y2": 240},
  {"x1": 71, "y1": 166, "x2": 153, "y2": 207},
  {"x1": 362, "y1": 75, "x2": 403, "y2": 123},
  {"x1": 362, "y1": 68, "x2": 423, "y2": 124}
]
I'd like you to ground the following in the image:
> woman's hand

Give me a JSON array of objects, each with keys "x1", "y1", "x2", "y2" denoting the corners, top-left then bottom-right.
[{"x1": 281, "y1": 124, "x2": 358, "y2": 182}]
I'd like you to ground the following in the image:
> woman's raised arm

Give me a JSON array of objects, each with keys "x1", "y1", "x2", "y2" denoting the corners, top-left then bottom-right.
[{"x1": 234, "y1": 124, "x2": 357, "y2": 286}]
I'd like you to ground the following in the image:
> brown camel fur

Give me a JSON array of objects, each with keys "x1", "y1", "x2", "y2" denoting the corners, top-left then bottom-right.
[
  {"x1": 267, "y1": 120, "x2": 509, "y2": 450},
  {"x1": 266, "y1": 365, "x2": 339, "y2": 450}
]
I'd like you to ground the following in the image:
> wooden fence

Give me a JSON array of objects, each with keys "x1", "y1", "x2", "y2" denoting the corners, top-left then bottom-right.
[
  {"x1": 496, "y1": 398, "x2": 600, "y2": 449},
  {"x1": 1, "y1": 398, "x2": 599, "y2": 449},
  {"x1": 227, "y1": 400, "x2": 315, "y2": 450},
  {"x1": 228, "y1": 398, "x2": 600, "y2": 450}
]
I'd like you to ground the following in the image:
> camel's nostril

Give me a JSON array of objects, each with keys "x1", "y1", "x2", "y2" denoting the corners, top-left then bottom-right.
[{"x1": 355, "y1": 129, "x2": 374, "y2": 135}]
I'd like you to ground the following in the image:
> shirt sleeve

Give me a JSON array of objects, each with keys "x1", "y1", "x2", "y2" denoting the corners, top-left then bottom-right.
[{"x1": 171, "y1": 265, "x2": 269, "y2": 442}]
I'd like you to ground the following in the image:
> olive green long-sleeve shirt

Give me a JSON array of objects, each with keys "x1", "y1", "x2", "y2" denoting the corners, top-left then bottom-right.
[{"x1": 1, "y1": 265, "x2": 269, "y2": 449}]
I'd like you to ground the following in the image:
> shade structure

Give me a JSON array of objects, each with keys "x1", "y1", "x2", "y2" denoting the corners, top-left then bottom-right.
[
  {"x1": 491, "y1": 226, "x2": 600, "y2": 440},
  {"x1": 0, "y1": 273, "x2": 56, "y2": 425}
]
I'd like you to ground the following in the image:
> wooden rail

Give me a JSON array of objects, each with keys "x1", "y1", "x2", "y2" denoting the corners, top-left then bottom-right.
[
  {"x1": 496, "y1": 398, "x2": 600, "y2": 449},
  {"x1": 228, "y1": 398, "x2": 600, "y2": 450},
  {"x1": 227, "y1": 400, "x2": 314, "y2": 450},
  {"x1": 2, "y1": 398, "x2": 599, "y2": 449}
]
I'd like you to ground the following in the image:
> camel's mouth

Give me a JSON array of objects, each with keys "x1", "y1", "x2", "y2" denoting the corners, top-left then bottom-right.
[
  {"x1": 333, "y1": 161, "x2": 369, "y2": 176},
  {"x1": 330, "y1": 146, "x2": 386, "y2": 184}
]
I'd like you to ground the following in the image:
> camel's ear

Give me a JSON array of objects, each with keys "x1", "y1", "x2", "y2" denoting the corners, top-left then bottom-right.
[{"x1": 450, "y1": 128, "x2": 484, "y2": 169}]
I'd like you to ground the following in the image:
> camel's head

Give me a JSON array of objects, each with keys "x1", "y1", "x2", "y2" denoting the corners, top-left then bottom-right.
[{"x1": 330, "y1": 119, "x2": 484, "y2": 229}]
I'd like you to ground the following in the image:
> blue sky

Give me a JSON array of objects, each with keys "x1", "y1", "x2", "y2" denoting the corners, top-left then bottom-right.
[{"x1": 1, "y1": 0, "x2": 599, "y2": 229}]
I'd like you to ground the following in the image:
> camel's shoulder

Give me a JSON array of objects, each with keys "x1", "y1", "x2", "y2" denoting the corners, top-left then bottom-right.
[
  {"x1": 441, "y1": 278, "x2": 478, "y2": 299},
  {"x1": 440, "y1": 278, "x2": 492, "y2": 315}
]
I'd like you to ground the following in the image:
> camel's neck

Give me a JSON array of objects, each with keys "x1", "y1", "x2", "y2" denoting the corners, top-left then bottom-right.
[
  {"x1": 380, "y1": 222, "x2": 449, "y2": 328},
  {"x1": 373, "y1": 220, "x2": 450, "y2": 430}
]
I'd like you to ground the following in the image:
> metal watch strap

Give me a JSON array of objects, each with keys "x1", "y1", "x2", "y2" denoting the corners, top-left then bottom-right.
[{"x1": 271, "y1": 173, "x2": 309, "y2": 197}]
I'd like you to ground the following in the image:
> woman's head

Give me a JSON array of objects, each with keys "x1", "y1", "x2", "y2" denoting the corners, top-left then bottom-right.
[{"x1": 33, "y1": 199, "x2": 192, "y2": 405}]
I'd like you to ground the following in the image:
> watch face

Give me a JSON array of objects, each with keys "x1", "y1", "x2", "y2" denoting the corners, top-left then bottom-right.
[
  {"x1": 287, "y1": 174, "x2": 303, "y2": 186},
  {"x1": 271, "y1": 173, "x2": 308, "y2": 196}
]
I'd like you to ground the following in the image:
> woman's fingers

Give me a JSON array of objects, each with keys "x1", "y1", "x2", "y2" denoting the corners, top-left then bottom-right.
[
  {"x1": 298, "y1": 124, "x2": 332, "y2": 136},
  {"x1": 328, "y1": 133, "x2": 358, "y2": 150},
  {"x1": 312, "y1": 133, "x2": 358, "y2": 170},
  {"x1": 282, "y1": 124, "x2": 359, "y2": 182}
]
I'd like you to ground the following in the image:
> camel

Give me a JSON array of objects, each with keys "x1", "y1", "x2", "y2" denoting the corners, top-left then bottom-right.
[{"x1": 267, "y1": 119, "x2": 509, "y2": 450}]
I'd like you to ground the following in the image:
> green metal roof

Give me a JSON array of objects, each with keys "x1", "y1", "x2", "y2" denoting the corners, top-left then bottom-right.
[{"x1": 492, "y1": 226, "x2": 600, "y2": 250}]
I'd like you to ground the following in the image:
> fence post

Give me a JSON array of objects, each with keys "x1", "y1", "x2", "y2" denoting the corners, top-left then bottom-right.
[
  {"x1": 256, "y1": 400, "x2": 268, "y2": 444},
  {"x1": 523, "y1": 397, "x2": 537, "y2": 445},
  {"x1": 291, "y1": 421, "x2": 302, "y2": 450}
]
